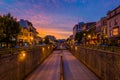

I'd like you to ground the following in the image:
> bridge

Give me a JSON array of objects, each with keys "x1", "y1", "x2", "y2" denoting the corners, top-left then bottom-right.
[{"x1": 0, "y1": 45, "x2": 120, "y2": 80}]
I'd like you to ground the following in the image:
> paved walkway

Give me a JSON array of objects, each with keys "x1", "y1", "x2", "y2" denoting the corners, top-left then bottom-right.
[
  {"x1": 26, "y1": 50, "x2": 61, "y2": 80},
  {"x1": 26, "y1": 50, "x2": 99, "y2": 80},
  {"x1": 62, "y1": 50, "x2": 99, "y2": 80}
]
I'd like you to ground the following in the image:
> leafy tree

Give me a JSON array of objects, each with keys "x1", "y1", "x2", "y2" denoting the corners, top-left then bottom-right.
[
  {"x1": 75, "y1": 31, "x2": 87, "y2": 43},
  {"x1": 0, "y1": 16, "x2": 3, "y2": 41},
  {"x1": 44, "y1": 36, "x2": 50, "y2": 44},
  {"x1": 0, "y1": 13, "x2": 21, "y2": 47}
]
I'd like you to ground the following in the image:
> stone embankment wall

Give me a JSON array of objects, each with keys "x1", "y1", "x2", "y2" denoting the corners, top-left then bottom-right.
[
  {"x1": 68, "y1": 45, "x2": 120, "y2": 80},
  {"x1": 0, "y1": 45, "x2": 54, "y2": 80}
]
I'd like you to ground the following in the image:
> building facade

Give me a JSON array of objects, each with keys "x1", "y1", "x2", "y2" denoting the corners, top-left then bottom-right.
[
  {"x1": 82, "y1": 22, "x2": 96, "y2": 31},
  {"x1": 18, "y1": 19, "x2": 40, "y2": 46},
  {"x1": 100, "y1": 17, "x2": 108, "y2": 44},
  {"x1": 82, "y1": 22, "x2": 96, "y2": 45},
  {"x1": 107, "y1": 6, "x2": 120, "y2": 45},
  {"x1": 96, "y1": 17, "x2": 108, "y2": 44},
  {"x1": 86, "y1": 23, "x2": 97, "y2": 45}
]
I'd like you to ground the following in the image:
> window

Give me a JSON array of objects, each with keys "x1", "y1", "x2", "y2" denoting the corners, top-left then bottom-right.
[
  {"x1": 110, "y1": 30, "x2": 112, "y2": 36},
  {"x1": 114, "y1": 19, "x2": 117, "y2": 25},
  {"x1": 112, "y1": 27, "x2": 119, "y2": 36},
  {"x1": 109, "y1": 22, "x2": 111, "y2": 27}
]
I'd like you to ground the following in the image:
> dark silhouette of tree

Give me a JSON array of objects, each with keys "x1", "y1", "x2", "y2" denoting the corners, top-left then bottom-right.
[
  {"x1": 0, "y1": 13, "x2": 20, "y2": 47},
  {"x1": 0, "y1": 16, "x2": 4, "y2": 42},
  {"x1": 75, "y1": 31, "x2": 87, "y2": 43},
  {"x1": 44, "y1": 36, "x2": 50, "y2": 44}
]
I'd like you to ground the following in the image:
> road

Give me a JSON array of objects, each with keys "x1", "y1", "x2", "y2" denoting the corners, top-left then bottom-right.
[{"x1": 26, "y1": 50, "x2": 99, "y2": 80}]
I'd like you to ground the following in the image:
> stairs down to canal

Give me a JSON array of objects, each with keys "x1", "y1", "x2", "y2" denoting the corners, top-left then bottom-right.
[{"x1": 25, "y1": 50, "x2": 99, "y2": 80}]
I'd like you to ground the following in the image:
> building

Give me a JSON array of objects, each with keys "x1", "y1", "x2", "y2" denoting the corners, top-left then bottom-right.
[
  {"x1": 96, "y1": 17, "x2": 108, "y2": 44},
  {"x1": 82, "y1": 22, "x2": 96, "y2": 31},
  {"x1": 80, "y1": 22, "x2": 95, "y2": 45},
  {"x1": 73, "y1": 22, "x2": 84, "y2": 39},
  {"x1": 18, "y1": 19, "x2": 39, "y2": 46},
  {"x1": 107, "y1": 5, "x2": 120, "y2": 45},
  {"x1": 86, "y1": 23, "x2": 97, "y2": 45},
  {"x1": 27, "y1": 21, "x2": 39, "y2": 45},
  {"x1": 100, "y1": 17, "x2": 108, "y2": 44}
]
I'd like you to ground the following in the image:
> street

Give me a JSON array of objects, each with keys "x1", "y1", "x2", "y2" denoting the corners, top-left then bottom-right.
[
  {"x1": 26, "y1": 50, "x2": 99, "y2": 80},
  {"x1": 63, "y1": 50, "x2": 99, "y2": 80}
]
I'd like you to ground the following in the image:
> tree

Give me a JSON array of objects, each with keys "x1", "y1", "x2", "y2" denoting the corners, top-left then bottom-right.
[
  {"x1": 75, "y1": 31, "x2": 87, "y2": 43},
  {"x1": 44, "y1": 36, "x2": 50, "y2": 44},
  {"x1": 0, "y1": 13, "x2": 21, "y2": 47},
  {"x1": 0, "y1": 16, "x2": 3, "y2": 40}
]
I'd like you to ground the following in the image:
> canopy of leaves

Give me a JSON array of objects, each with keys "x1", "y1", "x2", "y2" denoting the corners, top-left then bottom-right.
[
  {"x1": 0, "y1": 13, "x2": 20, "y2": 47},
  {"x1": 75, "y1": 31, "x2": 87, "y2": 43},
  {"x1": 44, "y1": 36, "x2": 50, "y2": 44}
]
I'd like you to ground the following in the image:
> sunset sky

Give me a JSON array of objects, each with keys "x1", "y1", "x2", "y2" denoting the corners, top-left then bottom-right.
[{"x1": 0, "y1": 0, "x2": 120, "y2": 39}]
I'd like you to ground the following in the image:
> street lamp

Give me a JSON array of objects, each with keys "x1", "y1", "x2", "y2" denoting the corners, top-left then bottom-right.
[
  {"x1": 42, "y1": 47, "x2": 45, "y2": 52},
  {"x1": 18, "y1": 51, "x2": 26, "y2": 79},
  {"x1": 83, "y1": 33, "x2": 86, "y2": 36},
  {"x1": 75, "y1": 46, "x2": 78, "y2": 50},
  {"x1": 48, "y1": 46, "x2": 50, "y2": 49},
  {"x1": 88, "y1": 34, "x2": 91, "y2": 45},
  {"x1": 18, "y1": 51, "x2": 26, "y2": 62},
  {"x1": 88, "y1": 34, "x2": 91, "y2": 39}
]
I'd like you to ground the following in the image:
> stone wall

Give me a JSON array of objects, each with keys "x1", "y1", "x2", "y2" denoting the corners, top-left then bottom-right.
[
  {"x1": 0, "y1": 45, "x2": 54, "y2": 80},
  {"x1": 68, "y1": 45, "x2": 120, "y2": 80}
]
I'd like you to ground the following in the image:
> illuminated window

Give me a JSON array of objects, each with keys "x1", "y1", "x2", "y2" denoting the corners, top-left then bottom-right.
[{"x1": 112, "y1": 27, "x2": 119, "y2": 36}]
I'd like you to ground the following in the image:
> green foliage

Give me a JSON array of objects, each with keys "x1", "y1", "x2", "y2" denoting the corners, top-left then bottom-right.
[
  {"x1": 75, "y1": 31, "x2": 87, "y2": 43},
  {"x1": 0, "y1": 13, "x2": 21, "y2": 47},
  {"x1": 44, "y1": 36, "x2": 50, "y2": 44}
]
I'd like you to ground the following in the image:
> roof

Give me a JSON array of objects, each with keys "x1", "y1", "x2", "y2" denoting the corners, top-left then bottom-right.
[{"x1": 107, "y1": 5, "x2": 120, "y2": 15}]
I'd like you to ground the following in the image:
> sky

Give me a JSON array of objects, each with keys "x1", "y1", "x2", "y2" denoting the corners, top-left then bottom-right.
[{"x1": 0, "y1": 0, "x2": 120, "y2": 39}]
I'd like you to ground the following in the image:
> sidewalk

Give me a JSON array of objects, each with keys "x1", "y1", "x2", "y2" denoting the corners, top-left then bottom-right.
[
  {"x1": 25, "y1": 50, "x2": 61, "y2": 80},
  {"x1": 62, "y1": 50, "x2": 99, "y2": 80}
]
